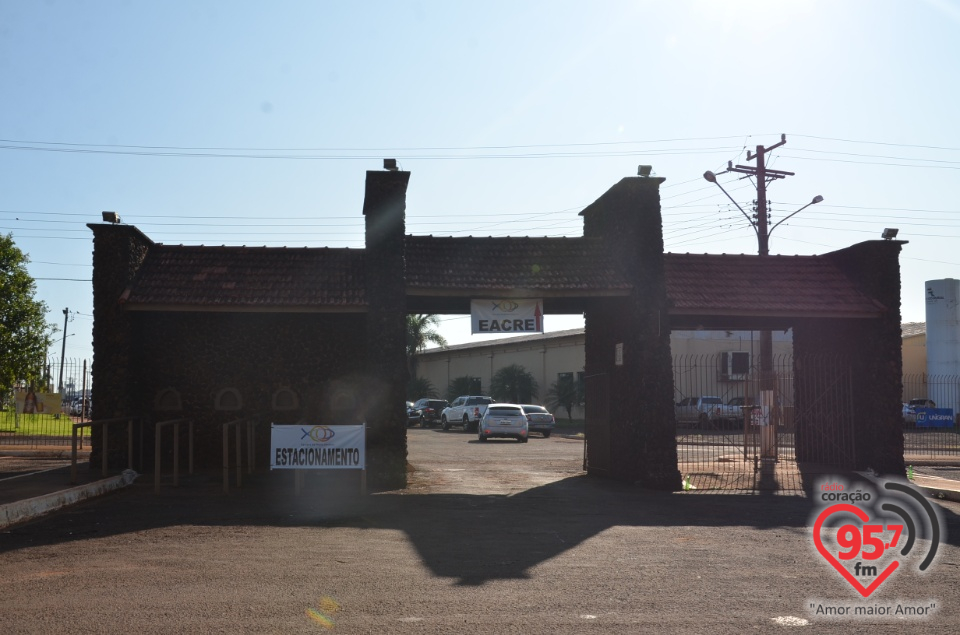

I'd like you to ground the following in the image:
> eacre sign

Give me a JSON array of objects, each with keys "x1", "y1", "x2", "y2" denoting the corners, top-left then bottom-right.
[{"x1": 471, "y1": 299, "x2": 544, "y2": 335}]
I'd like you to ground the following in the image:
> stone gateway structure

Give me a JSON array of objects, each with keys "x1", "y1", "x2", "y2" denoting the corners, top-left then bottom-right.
[{"x1": 89, "y1": 168, "x2": 906, "y2": 491}]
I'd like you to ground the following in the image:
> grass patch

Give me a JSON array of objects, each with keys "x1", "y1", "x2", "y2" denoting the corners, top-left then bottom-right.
[{"x1": 0, "y1": 411, "x2": 78, "y2": 437}]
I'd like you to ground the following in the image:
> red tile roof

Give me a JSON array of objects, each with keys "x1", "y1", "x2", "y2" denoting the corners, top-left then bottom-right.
[
  {"x1": 664, "y1": 253, "x2": 885, "y2": 318},
  {"x1": 122, "y1": 245, "x2": 366, "y2": 310},
  {"x1": 120, "y1": 238, "x2": 887, "y2": 320},
  {"x1": 403, "y1": 236, "x2": 628, "y2": 294}
]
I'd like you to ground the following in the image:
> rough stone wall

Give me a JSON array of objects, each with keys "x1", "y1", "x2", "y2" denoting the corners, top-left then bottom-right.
[
  {"x1": 363, "y1": 170, "x2": 410, "y2": 490},
  {"x1": 131, "y1": 312, "x2": 367, "y2": 468},
  {"x1": 87, "y1": 223, "x2": 153, "y2": 466},
  {"x1": 581, "y1": 177, "x2": 681, "y2": 490},
  {"x1": 794, "y1": 241, "x2": 905, "y2": 475}
]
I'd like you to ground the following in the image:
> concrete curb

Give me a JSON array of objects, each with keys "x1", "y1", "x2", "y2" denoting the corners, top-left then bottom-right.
[
  {"x1": 920, "y1": 486, "x2": 960, "y2": 503},
  {"x1": 0, "y1": 469, "x2": 138, "y2": 529},
  {"x1": 914, "y1": 477, "x2": 960, "y2": 503}
]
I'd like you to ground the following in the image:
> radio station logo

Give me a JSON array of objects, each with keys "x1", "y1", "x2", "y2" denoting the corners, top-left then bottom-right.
[{"x1": 810, "y1": 478, "x2": 942, "y2": 599}]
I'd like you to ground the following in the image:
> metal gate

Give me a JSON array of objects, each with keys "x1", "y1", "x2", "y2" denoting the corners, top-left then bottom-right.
[{"x1": 673, "y1": 353, "x2": 855, "y2": 493}]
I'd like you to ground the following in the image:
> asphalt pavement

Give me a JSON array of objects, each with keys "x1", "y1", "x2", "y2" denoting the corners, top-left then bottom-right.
[{"x1": 2, "y1": 433, "x2": 960, "y2": 634}]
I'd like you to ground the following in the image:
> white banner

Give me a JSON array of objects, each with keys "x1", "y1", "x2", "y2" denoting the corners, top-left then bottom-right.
[
  {"x1": 471, "y1": 299, "x2": 544, "y2": 335},
  {"x1": 270, "y1": 424, "x2": 365, "y2": 470}
]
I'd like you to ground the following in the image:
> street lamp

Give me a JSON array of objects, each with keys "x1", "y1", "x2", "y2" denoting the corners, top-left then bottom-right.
[
  {"x1": 769, "y1": 195, "x2": 824, "y2": 238},
  {"x1": 703, "y1": 171, "x2": 824, "y2": 254},
  {"x1": 703, "y1": 172, "x2": 824, "y2": 397},
  {"x1": 703, "y1": 171, "x2": 758, "y2": 237}
]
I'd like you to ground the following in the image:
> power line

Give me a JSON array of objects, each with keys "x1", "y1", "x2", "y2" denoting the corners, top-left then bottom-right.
[
  {"x1": 780, "y1": 154, "x2": 960, "y2": 171},
  {"x1": 0, "y1": 143, "x2": 742, "y2": 161},
  {"x1": 0, "y1": 135, "x2": 750, "y2": 152},
  {"x1": 789, "y1": 134, "x2": 960, "y2": 153}
]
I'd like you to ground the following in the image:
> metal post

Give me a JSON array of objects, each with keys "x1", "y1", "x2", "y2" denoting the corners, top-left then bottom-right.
[
  {"x1": 236, "y1": 421, "x2": 242, "y2": 488},
  {"x1": 81, "y1": 360, "x2": 88, "y2": 421},
  {"x1": 188, "y1": 420, "x2": 194, "y2": 475},
  {"x1": 173, "y1": 422, "x2": 180, "y2": 487},
  {"x1": 101, "y1": 421, "x2": 108, "y2": 477},
  {"x1": 222, "y1": 423, "x2": 229, "y2": 494},
  {"x1": 58, "y1": 308, "x2": 68, "y2": 394},
  {"x1": 154, "y1": 422, "x2": 162, "y2": 494},
  {"x1": 71, "y1": 425, "x2": 79, "y2": 484}
]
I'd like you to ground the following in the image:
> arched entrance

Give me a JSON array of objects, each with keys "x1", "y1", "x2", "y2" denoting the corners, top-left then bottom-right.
[{"x1": 89, "y1": 167, "x2": 905, "y2": 491}]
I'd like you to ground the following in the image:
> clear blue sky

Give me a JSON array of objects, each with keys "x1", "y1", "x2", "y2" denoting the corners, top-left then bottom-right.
[{"x1": 2, "y1": 1, "x2": 959, "y2": 364}]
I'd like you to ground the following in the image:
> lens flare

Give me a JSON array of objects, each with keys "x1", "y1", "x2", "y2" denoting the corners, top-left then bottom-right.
[
  {"x1": 306, "y1": 596, "x2": 341, "y2": 629},
  {"x1": 306, "y1": 608, "x2": 335, "y2": 628}
]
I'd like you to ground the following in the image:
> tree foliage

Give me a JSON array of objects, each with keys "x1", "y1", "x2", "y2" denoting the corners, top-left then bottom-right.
[
  {"x1": 490, "y1": 364, "x2": 538, "y2": 404},
  {"x1": 546, "y1": 375, "x2": 583, "y2": 422},
  {"x1": 405, "y1": 314, "x2": 447, "y2": 378},
  {"x1": 0, "y1": 234, "x2": 53, "y2": 394},
  {"x1": 407, "y1": 375, "x2": 438, "y2": 401},
  {"x1": 446, "y1": 375, "x2": 481, "y2": 401}
]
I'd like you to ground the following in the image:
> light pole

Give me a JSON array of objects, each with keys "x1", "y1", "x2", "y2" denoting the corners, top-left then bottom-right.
[
  {"x1": 58, "y1": 308, "x2": 69, "y2": 394},
  {"x1": 702, "y1": 166, "x2": 823, "y2": 390}
]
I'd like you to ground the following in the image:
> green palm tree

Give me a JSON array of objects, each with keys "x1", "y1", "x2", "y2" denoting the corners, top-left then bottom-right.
[
  {"x1": 490, "y1": 364, "x2": 538, "y2": 404},
  {"x1": 406, "y1": 314, "x2": 447, "y2": 378},
  {"x1": 546, "y1": 375, "x2": 582, "y2": 422},
  {"x1": 407, "y1": 376, "x2": 438, "y2": 400},
  {"x1": 447, "y1": 375, "x2": 482, "y2": 401}
]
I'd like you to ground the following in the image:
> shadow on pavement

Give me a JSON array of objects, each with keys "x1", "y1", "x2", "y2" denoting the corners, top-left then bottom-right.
[{"x1": 6, "y1": 466, "x2": 957, "y2": 588}]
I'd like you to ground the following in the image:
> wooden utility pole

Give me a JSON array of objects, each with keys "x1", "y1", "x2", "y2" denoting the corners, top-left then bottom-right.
[
  {"x1": 724, "y1": 135, "x2": 795, "y2": 389},
  {"x1": 58, "y1": 307, "x2": 69, "y2": 394}
]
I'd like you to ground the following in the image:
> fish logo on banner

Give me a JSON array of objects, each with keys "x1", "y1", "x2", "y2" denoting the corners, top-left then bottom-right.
[{"x1": 471, "y1": 299, "x2": 543, "y2": 335}]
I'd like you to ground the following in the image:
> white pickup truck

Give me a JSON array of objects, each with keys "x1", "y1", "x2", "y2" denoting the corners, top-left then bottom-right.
[
  {"x1": 441, "y1": 395, "x2": 495, "y2": 432},
  {"x1": 675, "y1": 396, "x2": 742, "y2": 430}
]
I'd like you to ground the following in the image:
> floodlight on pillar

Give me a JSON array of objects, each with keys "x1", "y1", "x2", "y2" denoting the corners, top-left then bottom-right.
[{"x1": 101, "y1": 211, "x2": 121, "y2": 224}]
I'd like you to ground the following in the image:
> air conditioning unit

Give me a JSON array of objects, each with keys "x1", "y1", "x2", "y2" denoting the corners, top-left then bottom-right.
[{"x1": 719, "y1": 351, "x2": 750, "y2": 381}]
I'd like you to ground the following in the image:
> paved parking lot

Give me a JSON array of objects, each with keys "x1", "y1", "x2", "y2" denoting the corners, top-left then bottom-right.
[{"x1": 1, "y1": 428, "x2": 959, "y2": 634}]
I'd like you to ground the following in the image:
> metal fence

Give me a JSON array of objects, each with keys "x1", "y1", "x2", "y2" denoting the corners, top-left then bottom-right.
[
  {"x1": 902, "y1": 372, "x2": 960, "y2": 459},
  {"x1": 672, "y1": 357, "x2": 960, "y2": 493},
  {"x1": 673, "y1": 353, "x2": 854, "y2": 493},
  {"x1": 0, "y1": 358, "x2": 92, "y2": 448}
]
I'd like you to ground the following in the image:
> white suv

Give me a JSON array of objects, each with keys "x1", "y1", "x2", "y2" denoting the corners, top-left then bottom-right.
[{"x1": 441, "y1": 395, "x2": 494, "y2": 432}]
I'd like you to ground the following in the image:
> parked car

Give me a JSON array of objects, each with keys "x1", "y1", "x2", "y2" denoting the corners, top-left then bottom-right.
[
  {"x1": 406, "y1": 402, "x2": 419, "y2": 426},
  {"x1": 441, "y1": 395, "x2": 495, "y2": 432},
  {"x1": 520, "y1": 404, "x2": 555, "y2": 438},
  {"x1": 675, "y1": 396, "x2": 740, "y2": 430},
  {"x1": 68, "y1": 396, "x2": 90, "y2": 417},
  {"x1": 477, "y1": 403, "x2": 529, "y2": 442},
  {"x1": 903, "y1": 398, "x2": 936, "y2": 425},
  {"x1": 410, "y1": 398, "x2": 449, "y2": 427}
]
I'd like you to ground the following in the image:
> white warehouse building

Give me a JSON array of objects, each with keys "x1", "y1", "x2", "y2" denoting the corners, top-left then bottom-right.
[
  {"x1": 925, "y1": 278, "x2": 960, "y2": 414},
  {"x1": 415, "y1": 328, "x2": 795, "y2": 418}
]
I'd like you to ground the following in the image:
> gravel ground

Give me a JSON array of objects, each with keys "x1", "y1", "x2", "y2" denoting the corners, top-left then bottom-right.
[{"x1": 1, "y1": 428, "x2": 959, "y2": 634}]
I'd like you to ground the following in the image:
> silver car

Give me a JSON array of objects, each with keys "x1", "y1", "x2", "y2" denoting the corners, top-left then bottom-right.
[
  {"x1": 520, "y1": 404, "x2": 555, "y2": 438},
  {"x1": 478, "y1": 404, "x2": 529, "y2": 442}
]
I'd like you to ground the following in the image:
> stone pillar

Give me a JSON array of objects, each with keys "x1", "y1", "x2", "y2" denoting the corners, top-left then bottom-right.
[
  {"x1": 87, "y1": 222, "x2": 153, "y2": 466},
  {"x1": 824, "y1": 240, "x2": 905, "y2": 475},
  {"x1": 581, "y1": 176, "x2": 682, "y2": 490},
  {"x1": 363, "y1": 169, "x2": 410, "y2": 490}
]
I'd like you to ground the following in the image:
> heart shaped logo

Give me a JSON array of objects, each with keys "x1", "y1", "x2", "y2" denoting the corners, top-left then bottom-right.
[{"x1": 813, "y1": 503, "x2": 900, "y2": 598}]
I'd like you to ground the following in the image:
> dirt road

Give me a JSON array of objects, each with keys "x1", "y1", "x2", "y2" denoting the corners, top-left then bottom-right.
[{"x1": 1, "y1": 427, "x2": 959, "y2": 634}]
